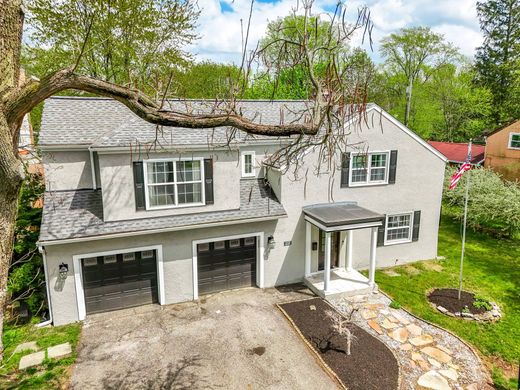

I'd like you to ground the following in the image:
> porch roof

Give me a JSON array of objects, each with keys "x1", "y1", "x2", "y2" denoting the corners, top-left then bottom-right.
[{"x1": 303, "y1": 202, "x2": 384, "y2": 230}]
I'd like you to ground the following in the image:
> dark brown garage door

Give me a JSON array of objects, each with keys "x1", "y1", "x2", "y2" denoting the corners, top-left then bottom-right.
[
  {"x1": 197, "y1": 237, "x2": 257, "y2": 295},
  {"x1": 81, "y1": 250, "x2": 158, "y2": 314}
]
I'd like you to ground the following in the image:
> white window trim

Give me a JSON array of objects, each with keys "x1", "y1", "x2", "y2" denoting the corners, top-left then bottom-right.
[
  {"x1": 508, "y1": 132, "x2": 520, "y2": 150},
  {"x1": 384, "y1": 212, "x2": 414, "y2": 246},
  {"x1": 73, "y1": 245, "x2": 165, "y2": 321},
  {"x1": 241, "y1": 151, "x2": 256, "y2": 177},
  {"x1": 348, "y1": 151, "x2": 390, "y2": 187},
  {"x1": 143, "y1": 157, "x2": 205, "y2": 210}
]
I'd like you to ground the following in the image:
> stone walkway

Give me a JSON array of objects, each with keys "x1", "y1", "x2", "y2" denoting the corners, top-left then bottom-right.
[
  {"x1": 329, "y1": 292, "x2": 490, "y2": 390},
  {"x1": 17, "y1": 342, "x2": 72, "y2": 370}
]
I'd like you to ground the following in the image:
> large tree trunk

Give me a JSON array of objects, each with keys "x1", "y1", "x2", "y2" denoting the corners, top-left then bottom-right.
[{"x1": 0, "y1": 0, "x2": 25, "y2": 360}]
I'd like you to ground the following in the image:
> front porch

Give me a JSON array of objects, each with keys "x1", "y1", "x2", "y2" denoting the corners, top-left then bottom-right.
[
  {"x1": 304, "y1": 268, "x2": 375, "y2": 298},
  {"x1": 303, "y1": 202, "x2": 385, "y2": 298}
]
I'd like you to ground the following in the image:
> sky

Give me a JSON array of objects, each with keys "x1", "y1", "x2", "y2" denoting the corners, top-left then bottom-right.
[{"x1": 190, "y1": 0, "x2": 484, "y2": 64}]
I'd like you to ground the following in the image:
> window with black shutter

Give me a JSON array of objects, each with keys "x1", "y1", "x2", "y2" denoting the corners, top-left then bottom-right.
[
  {"x1": 340, "y1": 152, "x2": 350, "y2": 188},
  {"x1": 133, "y1": 161, "x2": 146, "y2": 210},
  {"x1": 204, "y1": 158, "x2": 214, "y2": 204},
  {"x1": 388, "y1": 150, "x2": 398, "y2": 184},
  {"x1": 377, "y1": 217, "x2": 386, "y2": 247},
  {"x1": 412, "y1": 210, "x2": 421, "y2": 241}
]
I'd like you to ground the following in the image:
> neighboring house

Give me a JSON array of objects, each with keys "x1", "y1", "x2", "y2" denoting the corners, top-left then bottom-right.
[
  {"x1": 484, "y1": 120, "x2": 520, "y2": 181},
  {"x1": 18, "y1": 114, "x2": 43, "y2": 175},
  {"x1": 38, "y1": 97, "x2": 446, "y2": 325},
  {"x1": 427, "y1": 141, "x2": 485, "y2": 166}
]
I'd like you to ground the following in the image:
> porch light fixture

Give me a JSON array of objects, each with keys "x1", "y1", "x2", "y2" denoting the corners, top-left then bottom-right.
[
  {"x1": 58, "y1": 262, "x2": 69, "y2": 276},
  {"x1": 267, "y1": 235, "x2": 276, "y2": 249}
]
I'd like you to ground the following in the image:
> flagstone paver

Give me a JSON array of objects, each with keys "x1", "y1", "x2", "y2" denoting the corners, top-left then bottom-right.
[
  {"x1": 388, "y1": 327, "x2": 409, "y2": 343},
  {"x1": 19, "y1": 351, "x2": 45, "y2": 370},
  {"x1": 13, "y1": 341, "x2": 38, "y2": 354},
  {"x1": 417, "y1": 370, "x2": 451, "y2": 390},
  {"x1": 421, "y1": 346, "x2": 452, "y2": 364},
  {"x1": 48, "y1": 342, "x2": 72, "y2": 359},
  {"x1": 410, "y1": 334, "x2": 434, "y2": 347},
  {"x1": 367, "y1": 319, "x2": 383, "y2": 335},
  {"x1": 329, "y1": 290, "x2": 489, "y2": 390},
  {"x1": 381, "y1": 318, "x2": 399, "y2": 330},
  {"x1": 406, "y1": 323, "x2": 423, "y2": 336}
]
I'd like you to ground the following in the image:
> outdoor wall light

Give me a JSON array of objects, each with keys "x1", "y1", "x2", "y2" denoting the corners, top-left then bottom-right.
[
  {"x1": 58, "y1": 262, "x2": 69, "y2": 276},
  {"x1": 267, "y1": 235, "x2": 276, "y2": 249}
]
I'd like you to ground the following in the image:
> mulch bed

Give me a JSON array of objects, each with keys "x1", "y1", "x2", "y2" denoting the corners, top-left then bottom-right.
[
  {"x1": 428, "y1": 288, "x2": 488, "y2": 315},
  {"x1": 278, "y1": 298, "x2": 399, "y2": 390}
]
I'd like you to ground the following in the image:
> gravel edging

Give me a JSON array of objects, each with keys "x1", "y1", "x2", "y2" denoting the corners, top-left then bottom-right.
[{"x1": 378, "y1": 289, "x2": 493, "y2": 385}]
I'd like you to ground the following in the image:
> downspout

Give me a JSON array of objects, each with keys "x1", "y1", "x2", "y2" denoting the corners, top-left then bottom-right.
[
  {"x1": 89, "y1": 146, "x2": 97, "y2": 190},
  {"x1": 36, "y1": 245, "x2": 53, "y2": 327}
]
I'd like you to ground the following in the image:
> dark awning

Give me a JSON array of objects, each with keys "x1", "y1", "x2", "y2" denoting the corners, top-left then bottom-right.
[{"x1": 303, "y1": 202, "x2": 384, "y2": 230}]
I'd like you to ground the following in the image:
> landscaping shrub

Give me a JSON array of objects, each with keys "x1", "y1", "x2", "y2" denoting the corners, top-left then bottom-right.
[
  {"x1": 443, "y1": 166, "x2": 520, "y2": 238},
  {"x1": 8, "y1": 171, "x2": 46, "y2": 318}
]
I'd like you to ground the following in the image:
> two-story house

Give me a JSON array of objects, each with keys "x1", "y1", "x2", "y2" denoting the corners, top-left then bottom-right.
[
  {"x1": 484, "y1": 120, "x2": 520, "y2": 181},
  {"x1": 38, "y1": 97, "x2": 446, "y2": 325}
]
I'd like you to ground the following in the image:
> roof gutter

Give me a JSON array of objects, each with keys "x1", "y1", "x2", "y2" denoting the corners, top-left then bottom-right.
[{"x1": 38, "y1": 214, "x2": 287, "y2": 246}]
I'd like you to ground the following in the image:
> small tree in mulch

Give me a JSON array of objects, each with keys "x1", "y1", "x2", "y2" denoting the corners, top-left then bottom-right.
[{"x1": 312, "y1": 308, "x2": 358, "y2": 355}]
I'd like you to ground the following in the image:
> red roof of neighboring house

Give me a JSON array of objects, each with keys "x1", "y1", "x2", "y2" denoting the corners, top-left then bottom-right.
[{"x1": 427, "y1": 141, "x2": 485, "y2": 165}]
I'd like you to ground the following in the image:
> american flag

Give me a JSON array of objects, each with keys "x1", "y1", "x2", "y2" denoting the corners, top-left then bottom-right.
[{"x1": 449, "y1": 143, "x2": 472, "y2": 190}]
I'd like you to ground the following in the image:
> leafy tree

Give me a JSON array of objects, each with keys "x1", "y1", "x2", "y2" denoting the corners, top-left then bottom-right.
[
  {"x1": 24, "y1": 0, "x2": 200, "y2": 94},
  {"x1": 428, "y1": 65, "x2": 493, "y2": 141},
  {"x1": 443, "y1": 167, "x2": 520, "y2": 237},
  {"x1": 8, "y1": 172, "x2": 45, "y2": 317},
  {"x1": 172, "y1": 62, "x2": 243, "y2": 99},
  {"x1": 475, "y1": 0, "x2": 520, "y2": 123},
  {"x1": 380, "y1": 27, "x2": 460, "y2": 126}
]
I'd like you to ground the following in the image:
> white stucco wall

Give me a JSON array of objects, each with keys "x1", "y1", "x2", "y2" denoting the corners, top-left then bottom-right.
[{"x1": 42, "y1": 150, "x2": 93, "y2": 191}]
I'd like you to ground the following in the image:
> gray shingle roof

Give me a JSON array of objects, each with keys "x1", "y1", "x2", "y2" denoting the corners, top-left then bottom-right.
[
  {"x1": 39, "y1": 179, "x2": 286, "y2": 243},
  {"x1": 39, "y1": 97, "x2": 310, "y2": 147}
]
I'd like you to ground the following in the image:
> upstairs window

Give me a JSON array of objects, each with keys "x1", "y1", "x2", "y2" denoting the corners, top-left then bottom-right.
[
  {"x1": 349, "y1": 152, "x2": 389, "y2": 186},
  {"x1": 509, "y1": 133, "x2": 520, "y2": 149},
  {"x1": 241, "y1": 151, "x2": 256, "y2": 177},
  {"x1": 144, "y1": 159, "x2": 204, "y2": 209}
]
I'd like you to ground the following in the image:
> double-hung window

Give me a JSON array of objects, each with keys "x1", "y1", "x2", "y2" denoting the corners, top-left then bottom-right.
[
  {"x1": 241, "y1": 151, "x2": 256, "y2": 177},
  {"x1": 350, "y1": 152, "x2": 389, "y2": 185},
  {"x1": 509, "y1": 133, "x2": 520, "y2": 149},
  {"x1": 144, "y1": 159, "x2": 204, "y2": 209},
  {"x1": 385, "y1": 213, "x2": 413, "y2": 244}
]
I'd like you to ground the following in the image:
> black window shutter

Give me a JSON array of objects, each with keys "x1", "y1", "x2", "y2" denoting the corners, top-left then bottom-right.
[
  {"x1": 133, "y1": 161, "x2": 146, "y2": 210},
  {"x1": 204, "y1": 158, "x2": 214, "y2": 204},
  {"x1": 377, "y1": 216, "x2": 386, "y2": 247},
  {"x1": 340, "y1": 152, "x2": 350, "y2": 188},
  {"x1": 412, "y1": 210, "x2": 421, "y2": 241},
  {"x1": 388, "y1": 150, "x2": 398, "y2": 184}
]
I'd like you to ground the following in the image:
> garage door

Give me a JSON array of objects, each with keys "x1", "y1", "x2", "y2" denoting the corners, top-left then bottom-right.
[
  {"x1": 81, "y1": 250, "x2": 158, "y2": 314},
  {"x1": 197, "y1": 237, "x2": 257, "y2": 295}
]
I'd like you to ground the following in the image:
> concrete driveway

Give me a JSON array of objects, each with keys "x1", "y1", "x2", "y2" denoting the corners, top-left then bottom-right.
[{"x1": 71, "y1": 286, "x2": 338, "y2": 389}]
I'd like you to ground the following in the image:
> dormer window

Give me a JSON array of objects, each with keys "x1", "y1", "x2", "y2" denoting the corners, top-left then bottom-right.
[
  {"x1": 241, "y1": 151, "x2": 256, "y2": 177},
  {"x1": 143, "y1": 158, "x2": 204, "y2": 209},
  {"x1": 509, "y1": 133, "x2": 520, "y2": 149}
]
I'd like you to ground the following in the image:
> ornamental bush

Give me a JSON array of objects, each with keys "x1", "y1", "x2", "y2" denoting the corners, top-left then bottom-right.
[{"x1": 443, "y1": 166, "x2": 520, "y2": 238}]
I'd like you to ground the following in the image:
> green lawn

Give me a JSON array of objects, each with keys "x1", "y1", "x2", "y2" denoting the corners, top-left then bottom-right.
[
  {"x1": 0, "y1": 319, "x2": 81, "y2": 389},
  {"x1": 375, "y1": 216, "x2": 520, "y2": 390}
]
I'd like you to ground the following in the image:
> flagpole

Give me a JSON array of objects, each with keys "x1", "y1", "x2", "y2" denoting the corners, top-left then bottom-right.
[{"x1": 458, "y1": 140, "x2": 472, "y2": 300}]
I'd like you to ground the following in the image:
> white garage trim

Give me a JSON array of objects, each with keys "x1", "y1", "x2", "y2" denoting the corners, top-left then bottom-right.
[
  {"x1": 72, "y1": 245, "x2": 164, "y2": 321},
  {"x1": 192, "y1": 232, "x2": 264, "y2": 300}
]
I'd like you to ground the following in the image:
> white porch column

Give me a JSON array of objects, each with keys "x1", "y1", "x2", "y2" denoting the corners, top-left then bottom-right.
[
  {"x1": 369, "y1": 227, "x2": 378, "y2": 287},
  {"x1": 346, "y1": 230, "x2": 353, "y2": 271},
  {"x1": 324, "y1": 231, "x2": 332, "y2": 292},
  {"x1": 305, "y1": 222, "x2": 312, "y2": 277}
]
